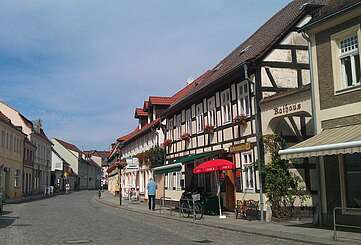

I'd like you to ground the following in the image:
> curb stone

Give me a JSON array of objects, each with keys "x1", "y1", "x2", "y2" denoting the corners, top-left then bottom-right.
[{"x1": 94, "y1": 196, "x2": 354, "y2": 245}]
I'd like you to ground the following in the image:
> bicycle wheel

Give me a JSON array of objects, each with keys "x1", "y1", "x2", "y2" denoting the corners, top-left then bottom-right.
[
  {"x1": 194, "y1": 202, "x2": 204, "y2": 220},
  {"x1": 180, "y1": 201, "x2": 190, "y2": 218}
]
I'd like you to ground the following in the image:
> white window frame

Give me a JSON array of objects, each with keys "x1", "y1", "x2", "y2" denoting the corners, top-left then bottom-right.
[
  {"x1": 168, "y1": 118, "x2": 174, "y2": 140},
  {"x1": 331, "y1": 25, "x2": 361, "y2": 94},
  {"x1": 237, "y1": 81, "x2": 250, "y2": 116},
  {"x1": 176, "y1": 114, "x2": 181, "y2": 140},
  {"x1": 196, "y1": 103, "x2": 204, "y2": 133},
  {"x1": 207, "y1": 97, "x2": 216, "y2": 126},
  {"x1": 176, "y1": 172, "x2": 181, "y2": 190},
  {"x1": 241, "y1": 151, "x2": 255, "y2": 191},
  {"x1": 14, "y1": 169, "x2": 21, "y2": 187},
  {"x1": 220, "y1": 89, "x2": 232, "y2": 124},
  {"x1": 185, "y1": 109, "x2": 192, "y2": 134}
]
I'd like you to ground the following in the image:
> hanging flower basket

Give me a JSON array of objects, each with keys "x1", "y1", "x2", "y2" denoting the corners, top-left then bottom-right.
[
  {"x1": 163, "y1": 139, "x2": 173, "y2": 147},
  {"x1": 233, "y1": 115, "x2": 248, "y2": 126},
  {"x1": 181, "y1": 133, "x2": 191, "y2": 142},
  {"x1": 204, "y1": 125, "x2": 215, "y2": 134}
]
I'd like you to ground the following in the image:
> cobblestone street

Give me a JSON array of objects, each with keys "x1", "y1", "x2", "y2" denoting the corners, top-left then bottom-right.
[{"x1": 0, "y1": 191, "x2": 313, "y2": 245}]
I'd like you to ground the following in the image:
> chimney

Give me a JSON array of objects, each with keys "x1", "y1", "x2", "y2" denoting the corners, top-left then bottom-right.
[{"x1": 32, "y1": 119, "x2": 43, "y2": 133}]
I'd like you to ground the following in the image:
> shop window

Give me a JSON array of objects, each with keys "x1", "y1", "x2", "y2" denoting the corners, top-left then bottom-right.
[
  {"x1": 237, "y1": 81, "x2": 250, "y2": 116},
  {"x1": 345, "y1": 154, "x2": 361, "y2": 208},
  {"x1": 242, "y1": 152, "x2": 255, "y2": 191},
  {"x1": 221, "y1": 89, "x2": 231, "y2": 124},
  {"x1": 331, "y1": 25, "x2": 361, "y2": 92},
  {"x1": 235, "y1": 169, "x2": 242, "y2": 192}
]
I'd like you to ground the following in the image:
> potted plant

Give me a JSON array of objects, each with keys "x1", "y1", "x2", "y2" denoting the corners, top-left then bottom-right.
[
  {"x1": 233, "y1": 115, "x2": 248, "y2": 126},
  {"x1": 181, "y1": 133, "x2": 191, "y2": 141},
  {"x1": 204, "y1": 125, "x2": 215, "y2": 134},
  {"x1": 163, "y1": 139, "x2": 173, "y2": 147}
]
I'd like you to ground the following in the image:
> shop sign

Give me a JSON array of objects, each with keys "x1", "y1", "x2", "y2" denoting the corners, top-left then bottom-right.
[
  {"x1": 274, "y1": 103, "x2": 302, "y2": 116},
  {"x1": 229, "y1": 143, "x2": 251, "y2": 153},
  {"x1": 126, "y1": 158, "x2": 139, "y2": 169}
]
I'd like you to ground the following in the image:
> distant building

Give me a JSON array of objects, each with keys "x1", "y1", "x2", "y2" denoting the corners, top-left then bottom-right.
[
  {"x1": 0, "y1": 102, "x2": 52, "y2": 194},
  {"x1": 0, "y1": 111, "x2": 26, "y2": 199},
  {"x1": 84, "y1": 150, "x2": 109, "y2": 188},
  {"x1": 52, "y1": 138, "x2": 101, "y2": 190}
]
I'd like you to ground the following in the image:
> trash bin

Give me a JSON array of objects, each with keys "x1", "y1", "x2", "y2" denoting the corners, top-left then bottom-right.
[{"x1": 0, "y1": 193, "x2": 3, "y2": 214}]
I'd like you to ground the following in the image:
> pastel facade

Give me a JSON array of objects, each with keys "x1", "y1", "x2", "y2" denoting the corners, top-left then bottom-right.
[{"x1": 0, "y1": 112, "x2": 26, "y2": 199}]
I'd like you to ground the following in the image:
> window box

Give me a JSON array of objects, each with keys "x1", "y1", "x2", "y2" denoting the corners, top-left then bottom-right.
[
  {"x1": 163, "y1": 139, "x2": 173, "y2": 147},
  {"x1": 233, "y1": 115, "x2": 248, "y2": 127},
  {"x1": 181, "y1": 133, "x2": 191, "y2": 142},
  {"x1": 204, "y1": 125, "x2": 215, "y2": 134}
]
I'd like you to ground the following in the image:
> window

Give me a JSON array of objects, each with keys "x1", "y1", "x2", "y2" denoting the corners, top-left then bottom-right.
[
  {"x1": 10, "y1": 134, "x2": 13, "y2": 152},
  {"x1": 165, "y1": 173, "x2": 169, "y2": 189},
  {"x1": 331, "y1": 26, "x2": 361, "y2": 92},
  {"x1": 168, "y1": 173, "x2": 174, "y2": 189},
  {"x1": 185, "y1": 109, "x2": 192, "y2": 134},
  {"x1": 340, "y1": 35, "x2": 360, "y2": 88},
  {"x1": 238, "y1": 81, "x2": 250, "y2": 116},
  {"x1": 207, "y1": 97, "x2": 216, "y2": 126},
  {"x1": 15, "y1": 169, "x2": 21, "y2": 187},
  {"x1": 176, "y1": 114, "x2": 181, "y2": 140},
  {"x1": 168, "y1": 118, "x2": 174, "y2": 140},
  {"x1": 6, "y1": 133, "x2": 8, "y2": 149},
  {"x1": 196, "y1": 103, "x2": 204, "y2": 133},
  {"x1": 176, "y1": 172, "x2": 181, "y2": 190},
  {"x1": 242, "y1": 152, "x2": 255, "y2": 190},
  {"x1": 221, "y1": 89, "x2": 231, "y2": 124},
  {"x1": 1, "y1": 131, "x2": 4, "y2": 148}
]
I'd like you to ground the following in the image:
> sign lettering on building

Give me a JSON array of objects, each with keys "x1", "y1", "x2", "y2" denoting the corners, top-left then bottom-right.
[
  {"x1": 274, "y1": 103, "x2": 302, "y2": 116},
  {"x1": 229, "y1": 143, "x2": 251, "y2": 153}
]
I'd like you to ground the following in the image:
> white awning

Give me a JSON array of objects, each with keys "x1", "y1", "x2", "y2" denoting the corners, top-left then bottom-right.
[{"x1": 279, "y1": 124, "x2": 361, "y2": 160}]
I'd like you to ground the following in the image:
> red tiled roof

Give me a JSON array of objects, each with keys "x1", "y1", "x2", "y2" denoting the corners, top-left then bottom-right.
[
  {"x1": 148, "y1": 96, "x2": 176, "y2": 106},
  {"x1": 117, "y1": 127, "x2": 141, "y2": 142},
  {"x1": 134, "y1": 108, "x2": 148, "y2": 118},
  {"x1": 55, "y1": 138, "x2": 82, "y2": 153},
  {"x1": 116, "y1": 118, "x2": 161, "y2": 146}
]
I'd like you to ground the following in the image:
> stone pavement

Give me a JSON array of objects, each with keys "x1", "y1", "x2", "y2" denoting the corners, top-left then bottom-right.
[{"x1": 97, "y1": 191, "x2": 361, "y2": 245}]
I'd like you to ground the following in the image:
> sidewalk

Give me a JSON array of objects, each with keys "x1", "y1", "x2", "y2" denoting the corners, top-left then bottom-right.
[
  {"x1": 4, "y1": 191, "x2": 66, "y2": 204},
  {"x1": 97, "y1": 191, "x2": 361, "y2": 245}
]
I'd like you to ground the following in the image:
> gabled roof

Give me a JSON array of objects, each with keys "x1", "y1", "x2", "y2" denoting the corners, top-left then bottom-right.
[
  {"x1": 163, "y1": 0, "x2": 311, "y2": 117},
  {"x1": 303, "y1": 0, "x2": 361, "y2": 30},
  {"x1": 52, "y1": 148, "x2": 71, "y2": 166},
  {"x1": 55, "y1": 138, "x2": 82, "y2": 153},
  {"x1": 83, "y1": 150, "x2": 109, "y2": 159},
  {"x1": 148, "y1": 96, "x2": 176, "y2": 106},
  {"x1": 117, "y1": 127, "x2": 141, "y2": 142},
  {"x1": 134, "y1": 108, "x2": 148, "y2": 118},
  {"x1": 0, "y1": 111, "x2": 26, "y2": 135}
]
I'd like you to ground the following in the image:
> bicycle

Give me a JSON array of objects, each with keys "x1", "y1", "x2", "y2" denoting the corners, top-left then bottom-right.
[{"x1": 179, "y1": 192, "x2": 204, "y2": 220}]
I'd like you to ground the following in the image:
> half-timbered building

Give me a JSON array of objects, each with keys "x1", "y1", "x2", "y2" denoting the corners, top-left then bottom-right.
[{"x1": 161, "y1": 0, "x2": 319, "y2": 215}]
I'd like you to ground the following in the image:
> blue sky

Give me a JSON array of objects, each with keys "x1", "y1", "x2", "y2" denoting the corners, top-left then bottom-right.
[{"x1": 0, "y1": 0, "x2": 290, "y2": 150}]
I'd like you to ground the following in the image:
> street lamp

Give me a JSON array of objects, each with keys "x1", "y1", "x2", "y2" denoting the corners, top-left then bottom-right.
[{"x1": 118, "y1": 164, "x2": 122, "y2": 206}]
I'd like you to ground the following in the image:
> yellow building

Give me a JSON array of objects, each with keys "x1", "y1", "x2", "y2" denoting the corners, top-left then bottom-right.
[{"x1": 0, "y1": 111, "x2": 26, "y2": 199}]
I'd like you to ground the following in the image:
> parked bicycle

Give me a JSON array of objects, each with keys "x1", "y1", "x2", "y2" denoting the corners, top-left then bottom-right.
[{"x1": 179, "y1": 191, "x2": 204, "y2": 220}]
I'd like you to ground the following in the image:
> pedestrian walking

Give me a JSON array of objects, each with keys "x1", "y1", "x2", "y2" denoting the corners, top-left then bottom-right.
[{"x1": 147, "y1": 178, "x2": 156, "y2": 211}]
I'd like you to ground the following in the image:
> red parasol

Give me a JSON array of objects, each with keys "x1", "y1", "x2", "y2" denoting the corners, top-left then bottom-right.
[{"x1": 193, "y1": 159, "x2": 235, "y2": 174}]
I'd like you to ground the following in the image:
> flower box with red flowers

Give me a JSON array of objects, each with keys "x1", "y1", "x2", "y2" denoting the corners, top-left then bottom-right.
[
  {"x1": 163, "y1": 139, "x2": 173, "y2": 147},
  {"x1": 233, "y1": 115, "x2": 248, "y2": 126},
  {"x1": 204, "y1": 125, "x2": 215, "y2": 134},
  {"x1": 181, "y1": 133, "x2": 191, "y2": 141}
]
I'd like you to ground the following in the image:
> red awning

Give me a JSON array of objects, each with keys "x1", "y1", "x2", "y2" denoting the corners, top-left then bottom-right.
[{"x1": 193, "y1": 159, "x2": 235, "y2": 174}]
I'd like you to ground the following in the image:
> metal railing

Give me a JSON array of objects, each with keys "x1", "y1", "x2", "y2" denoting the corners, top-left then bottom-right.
[
  {"x1": 159, "y1": 196, "x2": 174, "y2": 215},
  {"x1": 333, "y1": 207, "x2": 361, "y2": 241}
]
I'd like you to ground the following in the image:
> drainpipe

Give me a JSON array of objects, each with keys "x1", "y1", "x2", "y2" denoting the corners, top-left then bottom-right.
[
  {"x1": 244, "y1": 63, "x2": 265, "y2": 222},
  {"x1": 301, "y1": 31, "x2": 323, "y2": 226}
]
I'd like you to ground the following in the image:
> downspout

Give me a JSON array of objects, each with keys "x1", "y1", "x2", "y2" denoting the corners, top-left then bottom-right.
[
  {"x1": 244, "y1": 63, "x2": 265, "y2": 221},
  {"x1": 301, "y1": 31, "x2": 323, "y2": 226}
]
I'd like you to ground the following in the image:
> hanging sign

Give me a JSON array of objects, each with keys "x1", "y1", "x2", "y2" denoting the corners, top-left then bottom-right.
[{"x1": 229, "y1": 143, "x2": 251, "y2": 153}]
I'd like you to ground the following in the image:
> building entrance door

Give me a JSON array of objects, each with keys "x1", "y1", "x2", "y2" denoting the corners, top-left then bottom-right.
[{"x1": 224, "y1": 171, "x2": 235, "y2": 210}]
